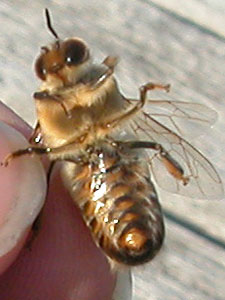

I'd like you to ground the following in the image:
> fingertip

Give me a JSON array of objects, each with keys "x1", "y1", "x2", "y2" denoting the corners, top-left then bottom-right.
[{"x1": 0, "y1": 121, "x2": 46, "y2": 272}]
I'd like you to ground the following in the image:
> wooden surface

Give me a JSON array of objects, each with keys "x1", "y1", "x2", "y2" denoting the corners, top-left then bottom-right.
[{"x1": 0, "y1": 1, "x2": 225, "y2": 299}]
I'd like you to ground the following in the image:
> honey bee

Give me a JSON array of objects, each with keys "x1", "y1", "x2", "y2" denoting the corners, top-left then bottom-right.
[{"x1": 2, "y1": 9, "x2": 224, "y2": 267}]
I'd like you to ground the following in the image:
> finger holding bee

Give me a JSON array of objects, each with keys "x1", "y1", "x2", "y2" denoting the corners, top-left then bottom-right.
[
  {"x1": 0, "y1": 102, "x2": 116, "y2": 299},
  {"x1": 0, "y1": 104, "x2": 46, "y2": 274}
]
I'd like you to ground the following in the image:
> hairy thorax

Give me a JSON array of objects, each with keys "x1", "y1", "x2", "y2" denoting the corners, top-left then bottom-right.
[{"x1": 35, "y1": 74, "x2": 126, "y2": 148}]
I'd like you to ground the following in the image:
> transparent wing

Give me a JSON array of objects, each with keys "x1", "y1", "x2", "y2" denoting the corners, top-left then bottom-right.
[
  {"x1": 123, "y1": 99, "x2": 223, "y2": 200},
  {"x1": 130, "y1": 99, "x2": 218, "y2": 137}
]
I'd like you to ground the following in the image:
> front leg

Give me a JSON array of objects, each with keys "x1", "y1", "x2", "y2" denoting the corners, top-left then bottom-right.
[
  {"x1": 1, "y1": 146, "x2": 52, "y2": 167},
  {"x1": 1, "y1": 131, "x2": 89, "y2": 167},
  {"x1": 87, "y1": 56, "x2": 118, "y2": 90},
  {"x1": 34, "y1": 91, "x2": 72, "y2": 118}
]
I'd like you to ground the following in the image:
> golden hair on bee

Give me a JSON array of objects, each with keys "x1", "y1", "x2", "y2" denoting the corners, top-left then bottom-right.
[{"x1": 2, "y1": 9, "x2": 223, "y2": 270}]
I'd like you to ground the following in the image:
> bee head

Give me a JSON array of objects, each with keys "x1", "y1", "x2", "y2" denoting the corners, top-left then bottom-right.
[{"x1": 35, "y1": 9, "x2": 90, "y2": 85}]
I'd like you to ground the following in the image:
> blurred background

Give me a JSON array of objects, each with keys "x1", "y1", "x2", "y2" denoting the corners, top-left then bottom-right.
[{"x1": 0, "y1": 1, "x2": 224, "y2": 299}]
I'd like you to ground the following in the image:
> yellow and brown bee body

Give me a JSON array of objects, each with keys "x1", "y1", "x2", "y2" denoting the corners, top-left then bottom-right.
[
  {"x1": 4, "y1": 9, "x2": 222, "y2": 270},
  {"x1": 9, "y1": 10, "x2": 167, "y2": 267},
  {"x1": 32, "y1": 29, "x2": 165, "y2": 266},
  {"x1": 62, "y1": 143, "x2": 164, "y2": 266}
]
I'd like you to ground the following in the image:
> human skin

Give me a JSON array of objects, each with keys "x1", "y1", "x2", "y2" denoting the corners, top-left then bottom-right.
[{"x1": 0, "y1": 102, "x2": 115, "y2": 300}]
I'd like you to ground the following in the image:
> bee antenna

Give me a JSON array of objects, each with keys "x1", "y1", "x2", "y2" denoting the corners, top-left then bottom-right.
[{"x1": 45, "y1": 8, "x2": 59, "y2": 40}]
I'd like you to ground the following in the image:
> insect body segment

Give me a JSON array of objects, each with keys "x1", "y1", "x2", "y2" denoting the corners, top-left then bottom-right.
[{"x1": 62, "y1": 143, "x2": 164, "y2": 265}]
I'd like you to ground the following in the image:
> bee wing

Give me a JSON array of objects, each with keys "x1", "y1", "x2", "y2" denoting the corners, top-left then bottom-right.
[
  {"x1": 131, "y1": 99, "x2": 218, "y2": 137},
  {"x1": 124, "y1": 99, "x2": 224, "y2": 199}
]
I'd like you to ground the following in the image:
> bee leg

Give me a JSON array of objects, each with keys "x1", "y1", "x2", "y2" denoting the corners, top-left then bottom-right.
[
  {"x1": 2, "y1": 132, "x2": 89, "y2": 167},
  {"x1": 34, "y1": 91, "x2": 72, "y2": 118},
  {"x1": 88, "y1": 56, "x2": 118, "y2": 90},
  {"x1": 1, "y1": 146, "x2": 52, "y2": 167},
  {"x1": 26, "y1": 161, "x2": 56, "y2": 250},
  {"x1": 117, "y1": 140, "x2": 189, "y2": 185},
  {"x1": 102, "y1": 56, "x2": 119, "y2": 70},
  {"x1": 104, "y1": 82, "x2": 170, "y2": 128}
]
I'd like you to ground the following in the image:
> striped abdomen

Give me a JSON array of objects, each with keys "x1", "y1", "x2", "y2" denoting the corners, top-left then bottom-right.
[{"x1": 63, "y1": 145, "x2": 164, "y2": 266}]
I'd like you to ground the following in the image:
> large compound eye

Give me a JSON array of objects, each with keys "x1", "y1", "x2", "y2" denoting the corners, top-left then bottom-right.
[
  {"x1": 63, "y1": 39, "x2": 89, "y2": 66},
  {"x1": 35, "y1": 55, "x2": 47, "y2": 80}
]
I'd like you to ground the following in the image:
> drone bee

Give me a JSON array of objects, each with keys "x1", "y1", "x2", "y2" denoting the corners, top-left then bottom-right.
[{"x1": 3, "y1": 9, "x2": 224, "y2": 267}]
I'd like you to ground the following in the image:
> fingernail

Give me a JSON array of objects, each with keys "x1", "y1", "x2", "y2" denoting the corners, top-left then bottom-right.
[{"x1": 0, "y1": 121, "x2": 46, "y2": 257}]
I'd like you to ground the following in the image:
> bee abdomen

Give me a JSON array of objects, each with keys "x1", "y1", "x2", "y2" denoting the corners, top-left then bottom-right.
[
  {"x1": 105, "y1": 187, "x2": 164, "y2": 266},
  {"x1": 65, "y1": 149, "x2": 164, "y2": 266}
]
